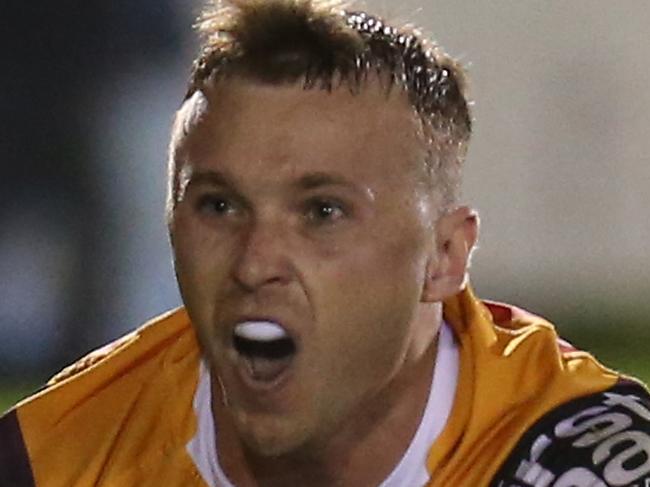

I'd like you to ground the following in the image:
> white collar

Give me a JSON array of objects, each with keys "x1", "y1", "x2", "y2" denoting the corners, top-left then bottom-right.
[{"x1": 187, "y1": 322, "x2": 459, "y2": 487}]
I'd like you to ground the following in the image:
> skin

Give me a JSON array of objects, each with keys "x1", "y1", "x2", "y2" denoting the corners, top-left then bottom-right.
[{"x1": 168, "y1": 77, "x2": 478, "y2": 486}]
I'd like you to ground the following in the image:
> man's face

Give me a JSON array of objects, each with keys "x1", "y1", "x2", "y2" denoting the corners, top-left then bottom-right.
[{"x1": 169, "y1": 78, "x2": 442, "y2": 456}]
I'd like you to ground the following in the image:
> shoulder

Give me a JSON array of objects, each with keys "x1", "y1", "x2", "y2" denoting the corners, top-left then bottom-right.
[
  {"x1": 46, "y1": 332, "x2": 137, "y2": 386},
  {"x1": 14, "y1": 308, "x2": 197, "y2": 420},
  {"x1": 0, "y1": 308, "x2": 202, "y2": 486},
  {"x1": 35, "y1": 307, "x2": 192, "y2": 391},
  {"x1": 491, "y1": 379, "x2": 650, "y2": 487}
]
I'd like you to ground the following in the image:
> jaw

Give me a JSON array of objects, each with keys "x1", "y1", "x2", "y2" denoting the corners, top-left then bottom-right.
[
  {"x1": 213, "y1": 339, "x2": 439, "y2": 487},
  {"x1": 234, "y1": 409, "x2": 315, "y2": 457},
  {"x1": 210, "y1": 323, "x2": 439, "y2": 461},
  {"x1": 213, "y1": 371, "x2": 322, "y2": 459}
]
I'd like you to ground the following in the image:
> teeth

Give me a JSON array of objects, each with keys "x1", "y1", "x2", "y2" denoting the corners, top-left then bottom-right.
[{"x1": 234, "y1": 321, "x2": 289, "y2": 342}]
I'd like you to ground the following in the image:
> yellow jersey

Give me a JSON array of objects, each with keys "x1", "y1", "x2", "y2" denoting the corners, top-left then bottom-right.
[{"x1": 1, "y1": 286, "x2": 648, "y2": 486}]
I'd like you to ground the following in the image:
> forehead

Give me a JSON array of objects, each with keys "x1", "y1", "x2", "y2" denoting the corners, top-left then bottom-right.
[{"x1": 174, "y1": 77, "x2": 425, "y2": 182}]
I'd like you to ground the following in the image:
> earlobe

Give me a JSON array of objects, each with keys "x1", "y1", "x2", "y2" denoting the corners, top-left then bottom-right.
[{"x1": 421, "y1": 207, "x2": 479, "y2": 303}]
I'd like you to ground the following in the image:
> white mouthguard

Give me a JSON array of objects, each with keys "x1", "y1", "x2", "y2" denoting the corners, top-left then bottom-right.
[{"x1": 234, "y1": 321, "x2": 289, "y2": 342}]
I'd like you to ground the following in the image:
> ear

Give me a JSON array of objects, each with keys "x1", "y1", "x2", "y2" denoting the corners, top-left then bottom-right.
[{"x1": 421, "y1": 206, "x2": 479, "y2": 303}]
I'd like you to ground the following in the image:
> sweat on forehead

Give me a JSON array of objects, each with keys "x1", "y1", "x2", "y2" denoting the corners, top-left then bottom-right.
[
  {"x1": 169, "y1": 74, "x2": 424, "y2": 183},
  {"x1": 176, "y1": 69, "x2": 414, "y2": 134}
]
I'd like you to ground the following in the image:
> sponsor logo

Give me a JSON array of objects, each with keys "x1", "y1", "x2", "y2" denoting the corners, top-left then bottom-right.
[{"x1": 495, "y1": 390, "x2": 650, "y2": 487}]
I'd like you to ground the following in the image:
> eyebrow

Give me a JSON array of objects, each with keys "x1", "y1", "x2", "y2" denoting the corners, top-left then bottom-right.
[
  {"x1": 294, "y1": 172, "x2": 363, "y2": 193},
  {"x1": 185, "y1": 168, "x2": 371, "y2": 200},
  {"x1": 186, "y1": 169, "x2": 232, "y2": 188}
]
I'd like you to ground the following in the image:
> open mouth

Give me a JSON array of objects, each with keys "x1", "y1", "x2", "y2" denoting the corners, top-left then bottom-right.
[{"x1": 232, "y1": 321, "x2": 297, "y2": 384}]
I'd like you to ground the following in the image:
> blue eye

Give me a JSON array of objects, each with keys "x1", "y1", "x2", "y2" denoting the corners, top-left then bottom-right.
[
  {"x1": 306, "y1": 199, "x2": 346, "y2": 224},
  {"x1": 197, "y1": 195, "x2": 234, "y2": 216}
]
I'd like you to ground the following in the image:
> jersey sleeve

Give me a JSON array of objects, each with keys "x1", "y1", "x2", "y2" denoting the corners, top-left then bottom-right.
[{"x1": 491, "y1": 380, "x2": 650, "y2": 487}]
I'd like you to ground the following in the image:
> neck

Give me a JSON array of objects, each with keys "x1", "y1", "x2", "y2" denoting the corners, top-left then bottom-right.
[{"x1": 214, "y1": 307, "x2": 441, "y2": 487}]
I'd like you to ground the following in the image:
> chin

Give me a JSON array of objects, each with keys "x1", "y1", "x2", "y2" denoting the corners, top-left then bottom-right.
[{"x1": 236, "y1": 411, "x2": 314, "y2": 458}]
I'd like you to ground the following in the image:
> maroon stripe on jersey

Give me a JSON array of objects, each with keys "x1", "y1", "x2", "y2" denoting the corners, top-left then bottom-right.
[
  {"x1": 617, "y1": 375, "x2": 647, "y2": 387},
  {"x1": 0, "y1": 409, "x2": 36, "y2": 487}
]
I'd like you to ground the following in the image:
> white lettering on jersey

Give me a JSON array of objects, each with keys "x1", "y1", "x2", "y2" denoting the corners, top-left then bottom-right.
[
  {"x1": 604, "y1": 392, "x2": 650, "y2": 422},
  {"x1": 593, "y1": 430, "x2": 650, "y2": 486},
  {"x1": 552, "y1": 468, "x2": 606, "y2": 487},
  {"x1": 496, "y1": 390, "x2": 650, "y2": 487},
  {"x1": 554, "y1": 406, "x2": 608, "y2": 439},
  {"x1": 514, "y1": 434, "x2": 555, "y2": 487}
]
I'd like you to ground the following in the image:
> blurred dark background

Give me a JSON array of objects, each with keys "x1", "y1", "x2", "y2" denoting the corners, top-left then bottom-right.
[
  {"x1": 0, "y1": 1, "x2": 191, "y2": 399},
  {"x1": 1, "y1": 1, "x2": 648, "y2": 409}
]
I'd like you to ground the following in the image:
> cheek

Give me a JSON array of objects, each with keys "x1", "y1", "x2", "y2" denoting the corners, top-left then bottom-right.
[
  {"x1": 171, "y1": 212, "x2": 232, "y2": 315},
  {"x1": 309, "y1": 232, "x2": 428, "y2": 368},
  {"x1": 317, "y1": 227, "x2": 427, "y2": 310}
]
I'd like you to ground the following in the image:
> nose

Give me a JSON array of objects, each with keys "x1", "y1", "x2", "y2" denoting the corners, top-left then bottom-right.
[{"x1": 232, "y1": 217, "x2": 294, "y2": 291}]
